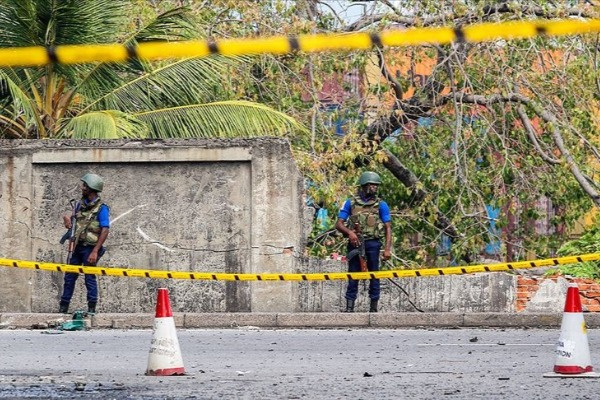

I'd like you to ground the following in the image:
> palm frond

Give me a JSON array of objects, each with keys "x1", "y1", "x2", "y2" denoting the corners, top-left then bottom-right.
[
  {"x1": 0, "y1": 69, "x2": 40, "y2": 131},
  {"x1": 59, "y1": 110, "x2": 148, "y2": 139},
  {"x1": 67, "y1": 7, "x2": 200, "y2": 107},
  {"x1": 0, "y1": 0, "x2": 130, "y2": 47},
  {"x1": 42, "y1": 0, "x2": 129, "y2": 45},
  {"x1": 81, "y1": 56, "x2": 240, "y2": 113},
  {"x1": 0, "y1": 0, "x2": 39, "y2": 47},
  {"x1": 63, "y1": 63, "x2": 131, "y2": 110},
  {"x1": 136, "y1": 100, "x2": 307, "y2": 139},
  {"x1": 131, "y1": 7, "x2": 197, "y2": 43}
]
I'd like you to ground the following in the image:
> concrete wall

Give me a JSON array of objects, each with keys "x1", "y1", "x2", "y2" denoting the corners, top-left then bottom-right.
[
  {"x1": 0, "y1": 139, "x2": 516, "y2": 313},
  {"x1": 0, "y1": 139, "x2": 308, "y2": 313},
  {"x1": 300, "y1": 259, "x2": 516, "y2": 313}
]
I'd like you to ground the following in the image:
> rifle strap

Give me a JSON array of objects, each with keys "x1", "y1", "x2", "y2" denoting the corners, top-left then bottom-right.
[
  {"x1": 347, "y1": 248, "x2": 362, "y2": 261},
  {"x1": 69, "y1": 202, "x2": 81, "y2": 250}
]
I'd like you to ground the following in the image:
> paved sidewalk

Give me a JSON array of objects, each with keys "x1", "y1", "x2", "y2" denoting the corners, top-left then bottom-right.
[{"x1": 2, "y1": 312, "x2": 599, "y2": 329}]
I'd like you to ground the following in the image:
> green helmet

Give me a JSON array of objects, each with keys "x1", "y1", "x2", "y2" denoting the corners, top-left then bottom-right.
[
  {"x1": 359, "y1": 171, "x2": 381, "y2": 186},
  {"x1": 81, "y1": 173, "x2": 104, "y2": 192}
]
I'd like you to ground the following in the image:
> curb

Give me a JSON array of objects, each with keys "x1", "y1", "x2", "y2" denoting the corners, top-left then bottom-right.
[{"x1": 2, "y1": 312, "x2": 598, "y2": 330}]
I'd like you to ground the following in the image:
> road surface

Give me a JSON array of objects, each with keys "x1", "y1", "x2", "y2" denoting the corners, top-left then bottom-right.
[{"x1": 1, "y1": 328, "x2": 599, "y2": 399}]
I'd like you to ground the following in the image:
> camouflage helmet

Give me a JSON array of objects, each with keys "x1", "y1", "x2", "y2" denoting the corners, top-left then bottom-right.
[
  {"x1": 81, "y1": 173, "x2": 104, "y2": 192},
  {"x1": 359, "y1": 171, "x2": 382, "y2": 186}
]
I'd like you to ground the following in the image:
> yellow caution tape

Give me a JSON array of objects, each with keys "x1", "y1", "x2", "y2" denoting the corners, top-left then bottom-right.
[
  {"x1": 0, "y1": 18, "x2": 599, "y2": 67},
  {"x1": 0, "y1": 253, "x2": 598, "y2": 281}
]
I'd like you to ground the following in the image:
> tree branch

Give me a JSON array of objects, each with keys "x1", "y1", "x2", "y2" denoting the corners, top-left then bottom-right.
[
  {"x1": 569, "y1": 125, "x2": 600, "y2": 163},
  {"x1": 516, "y1": 105, "x2": 561, "y2": 165},
  {"x1": 381, "y1": 148, "x2": 466, "y2": 248},
  {"x1": 381, "y1": 148, "x2": 424, "y2": 203},
  {"x1": 344, "y1": 4, "x2": 595, "y2": 32},
  {"x1": 375, "y1": 48, "x2": 403, "y2": 101},
  {"x1": 441, "y1": 92, "x2": 600, "y2": 205}
]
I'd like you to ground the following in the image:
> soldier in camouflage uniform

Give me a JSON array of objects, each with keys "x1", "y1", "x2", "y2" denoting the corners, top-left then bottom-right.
[
  {"x1": 335, "y1": 171, "x2": 392, "y2": 312},
  {"x1": 59, "y1": 173, "x2": 110, "y2": 314}
]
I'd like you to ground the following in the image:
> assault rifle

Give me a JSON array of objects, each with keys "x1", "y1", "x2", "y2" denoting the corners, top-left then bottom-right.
[
  {"x1": 59, "y1": 199, "x2": 78, "y2": 264},
  {"x1": 347, "y1": 222, "x2": 368, "y2": 272}
]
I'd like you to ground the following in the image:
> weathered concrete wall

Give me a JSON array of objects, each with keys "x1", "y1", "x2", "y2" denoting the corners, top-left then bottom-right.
[
  {"x1": 0, "y1": 139, "x2": 306, "y2": 313},
  {"x1": 300, "y1": 259, "x2": 516, "y2": 313},
  {"x1": 0, "y1": 138, "x2": 518, "y2": 314}
]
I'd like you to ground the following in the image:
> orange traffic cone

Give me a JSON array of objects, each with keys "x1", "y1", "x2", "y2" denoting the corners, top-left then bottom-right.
[
  {"x1": 544, "y1": 283, "x2": 599, "y2": 378},
  {"x1": 145, "y1": 288, "x2": 186, "y2": 376}
]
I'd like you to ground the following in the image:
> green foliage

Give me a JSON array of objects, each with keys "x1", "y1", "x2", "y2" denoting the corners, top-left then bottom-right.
[
  {"x1": 150, "y1": 0, "x2": 599, "y2": 266},
  {"x1": 552, "y1": 224, "x2": 600, "y2": 280},
  {"x1": 137, "y1": 101, "x2": 306, "y2": 138},
  {"x1": 2, "y1": 0, "x2": 600, "y2": 267},
  {"x1": 0, "y1": 0, "x2": 306, "y2": 139}
]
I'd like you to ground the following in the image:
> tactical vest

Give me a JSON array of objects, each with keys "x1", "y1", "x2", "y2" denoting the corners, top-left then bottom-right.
[
  {"x1": 346, "y1": 194, "x2": 384, "y2": 239},
  {"x1": 75, "y1": 196, "x2": 104, "y2": 246}
]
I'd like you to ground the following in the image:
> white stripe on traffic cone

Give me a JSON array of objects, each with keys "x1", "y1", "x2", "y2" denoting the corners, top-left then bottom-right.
[
  {"x1": 544, "y1": 283, "x2": 599, "y2": 378},
  {"x1": 145, "y1": 288, "x2": 185, "y2": 376}
]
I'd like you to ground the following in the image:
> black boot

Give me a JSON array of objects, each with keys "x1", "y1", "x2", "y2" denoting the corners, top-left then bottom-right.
[
  {"x1": 59, "y1": 301, "x2": 69, "y2": 314},
  {"x1": 369, "y1": 299, "x2": 378, "y2": 313},
  {"x1": 87, "y1": 302, "x2": 97, "y2": 314},
  {"x1": 345, "y1": 299, "x2": 355, "y2": 313}
]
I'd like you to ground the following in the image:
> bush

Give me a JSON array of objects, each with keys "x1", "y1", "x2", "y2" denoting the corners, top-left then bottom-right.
[{"x1": 550, "y1": 225, "x2": 600, "y2": 280}]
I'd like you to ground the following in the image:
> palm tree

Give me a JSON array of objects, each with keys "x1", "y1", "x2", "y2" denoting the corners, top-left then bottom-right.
[{"x1": 0, "y1": 0, "x2": 303, "y2": 139}]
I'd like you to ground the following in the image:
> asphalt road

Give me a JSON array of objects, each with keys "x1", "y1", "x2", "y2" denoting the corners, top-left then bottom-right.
[{"x1": 1, "y1": 328, "x2": 600, "y2": 399}]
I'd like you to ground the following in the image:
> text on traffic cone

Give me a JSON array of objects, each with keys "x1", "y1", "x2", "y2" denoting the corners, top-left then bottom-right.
[
  {"x1": 146, "y1": 288, "x2": 185, "y2": 376},
  {"x1": 553, "y1": 283, "x2": 593, "y2": 374}
]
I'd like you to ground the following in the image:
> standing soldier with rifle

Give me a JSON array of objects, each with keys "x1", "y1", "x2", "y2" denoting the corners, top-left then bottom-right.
[
  {"x1": 335, "y1": 171, "x2": 392, "y2": 313},
  {"x1": 58, "y1": 173, "x2": 110, "y2": 314}
]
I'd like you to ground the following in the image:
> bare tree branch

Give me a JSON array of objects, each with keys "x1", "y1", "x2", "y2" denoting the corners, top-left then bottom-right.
[
  {"x1": 569, "y1": 125, "x2": 600, "y2": 162},
  {"x1": 345, "y1": 4, "x2": 595, "y2": 32},
  {"x1": 379, "y1": 0, "x2": 402, "y2": 16},
  {"x1": 381, "y1": 148, "x2": 468, "y2": 261},
  {"x1": 516, "y1": 105, "x2": 561, "y2": 165},
  {"x1": 594, "y1": 34, "x2": 600, "y2": 97},
  {"x1": 365, "y1": 46, "x2": 449, "y2": 144},
  {"x1": 441, "y1": 92, "x2": 600, "y2": 205},
  {"x1": 375, "y1": 48, "x2": 403, "y2": 101},
  {"x1": 381, "y1": 148, "x2": 424, "y2": 202}
]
